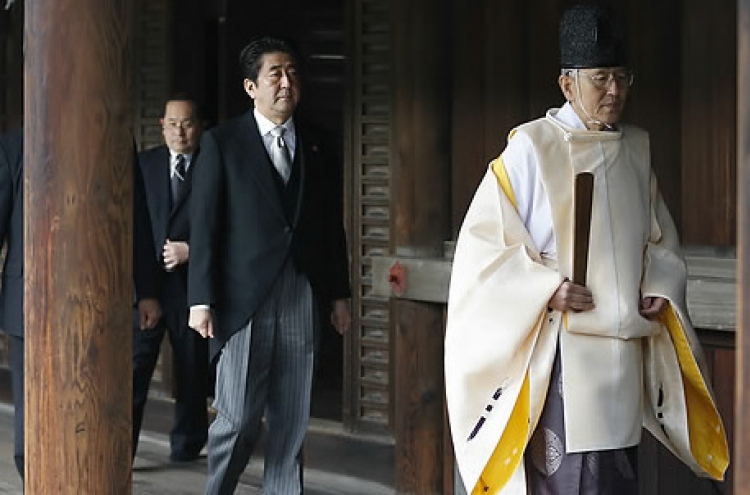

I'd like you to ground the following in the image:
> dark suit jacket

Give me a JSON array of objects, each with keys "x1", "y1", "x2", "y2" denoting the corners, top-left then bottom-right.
[
  {"x1": 133, "y1": 148, "x2": 161, "y2": 304},
  {"x1": 0, "y1": 130, "x2": 158, "y2": 338},
  {"x1": 138, "y1": 145, "x2": 194, "y2": 311},
  {"x1": 0, "y1": 128, "x2": 24, "y2": 337},
  {"x1": 188, "y1": 111, "x2": 351, "y2": 358}
]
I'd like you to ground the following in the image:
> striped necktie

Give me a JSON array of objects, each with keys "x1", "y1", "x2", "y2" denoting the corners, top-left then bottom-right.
[
  {"x1": 269, "y1": 126, "x2": 292, "y2": 184},
  {"x1": 171, "y1": 154, "x2": 186, "y2": 204}
]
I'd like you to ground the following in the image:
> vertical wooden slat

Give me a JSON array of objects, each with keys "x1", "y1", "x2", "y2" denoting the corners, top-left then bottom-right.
[
  {"x1": 735, "y1": 2, "x2": 750, "y2": 493},
  {"x1": 390, "y1": 0, "x2": 451, "y2": 491},
  {"x1": 25, "y1": 1, "x2": 133, "y2": 492},
  {"x1": 346, "y1": 0, "x2": 393, "y2": 434}
]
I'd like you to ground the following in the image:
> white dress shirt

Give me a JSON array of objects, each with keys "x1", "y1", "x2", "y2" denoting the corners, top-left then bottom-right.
[{"x1": 254, "y1": 108, "x2": 297, "y2": 162}]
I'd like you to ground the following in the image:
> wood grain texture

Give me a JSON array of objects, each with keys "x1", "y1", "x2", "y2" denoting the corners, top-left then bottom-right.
[
  {"x1": 681, "y1": 0, "x2": 737, "y2": 245},
  {"x1": 735, "y1": 2, "x2": 750, "y2": 494},
  {"x1": 390, "y1": 0, "x2": 451, "y2": 491},
  {"x1": 24, "y1": 1, "x2": 134, "y2": 492}
]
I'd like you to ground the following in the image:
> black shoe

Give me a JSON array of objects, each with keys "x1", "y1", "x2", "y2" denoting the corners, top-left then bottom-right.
[{"x1": 169, "y1": 451, "x2": 202, "y2": 463}]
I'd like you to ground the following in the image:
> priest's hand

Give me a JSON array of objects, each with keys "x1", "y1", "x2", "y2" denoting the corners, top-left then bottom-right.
[
  {"x1": 547, "y1": 279, "x2": 595, "y2": 313},
  {"x1": 639, "y1": 296, "x2": 667, "y2": 319}
]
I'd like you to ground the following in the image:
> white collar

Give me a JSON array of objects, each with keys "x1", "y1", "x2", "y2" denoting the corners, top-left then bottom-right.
[
  {"x1": 545, "y1": 102, "x2": 622, "y2": 142},
  {"x1": 254, "y1": 108, "x2": 295, "y2": 137},
  {"x1": 168, "y1": 151, "x2": 193, "y2": 163},
  {"x1": 555, "y1": 102, "x2": 587, "y2": 129}
]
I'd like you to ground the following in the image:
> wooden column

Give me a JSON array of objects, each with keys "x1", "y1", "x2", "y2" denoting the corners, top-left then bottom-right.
[
  {"x1": 24, "y1": 1, "x2": 134, "y2": 493},
  {"x1": 736, "y1": 1, "x2": 750, "y2": 493},
  {"x1": 390, "y1": 0, "x2": 451, "y2": 492}
]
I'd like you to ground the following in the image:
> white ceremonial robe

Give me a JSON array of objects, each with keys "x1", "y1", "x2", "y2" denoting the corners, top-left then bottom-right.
[{"x1": 445, "y1": 104, "x2": 729, "y2": 494}]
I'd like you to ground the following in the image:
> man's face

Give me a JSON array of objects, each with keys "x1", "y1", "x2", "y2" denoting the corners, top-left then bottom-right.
[
  {"x1": 160, "y1": 100, "x2": 201, "y2": 154},
  {"x1": 558, "y1": 67, "x2": 632, "y2": 129},
  {"x1": 243, "y1": 51, "x2": 300, "y2": 124}
]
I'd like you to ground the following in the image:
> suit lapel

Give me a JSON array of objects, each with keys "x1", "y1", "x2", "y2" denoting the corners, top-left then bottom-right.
[
  {"x1": 289, "y1": 130, "x2": 306, "y2": 229},
  {"x1": 141, "y1": 146, "x2": 171, "y2": 250},
  {"x1": 240, "y1": 113, "x2": 287, "y2": 220}
]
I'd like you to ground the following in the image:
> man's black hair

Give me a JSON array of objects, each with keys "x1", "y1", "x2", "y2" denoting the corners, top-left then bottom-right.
[{"x1": 238, "y1": 36, "x2": 301, "y2": 82}]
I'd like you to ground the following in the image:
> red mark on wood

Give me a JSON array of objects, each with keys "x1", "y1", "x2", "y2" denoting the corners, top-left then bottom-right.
[{"x1": 389, "y1": 261, "x2": 407, "y2": 296}]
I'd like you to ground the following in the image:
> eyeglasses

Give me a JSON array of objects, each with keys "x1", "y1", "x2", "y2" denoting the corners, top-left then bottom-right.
[{"x1": 572, "y1": 69, "x2": 635, "y2": 90}]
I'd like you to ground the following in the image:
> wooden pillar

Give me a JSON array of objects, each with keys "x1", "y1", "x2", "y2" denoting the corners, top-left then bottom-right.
[
  {"x1": 24, "y1": 1, "x2": 134, "y2": 492},
  {"x1": 390, "y1": 0, "x2": 451, "y2": 492},
  {"x1": 737, "y1": 1, "x2": 750, "y2": 493}
]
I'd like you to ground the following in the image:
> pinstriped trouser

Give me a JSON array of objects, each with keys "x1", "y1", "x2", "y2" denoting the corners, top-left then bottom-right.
[{"x1": 205, "y1": 261, "x2": 315, "y2": 495}]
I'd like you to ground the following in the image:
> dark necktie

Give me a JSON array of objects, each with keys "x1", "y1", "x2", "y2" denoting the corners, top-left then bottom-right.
[
  {"x1": 269, "y1": 126, "x2": 292, "y2": 184},
  {"x1": 171, "y1": 154, "x2": 186, "y2": 205}
]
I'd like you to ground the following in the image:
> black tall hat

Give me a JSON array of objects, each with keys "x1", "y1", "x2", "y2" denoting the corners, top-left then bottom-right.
[{"x1": 559, "y1": 3, "x2": 628, "y2": 69}]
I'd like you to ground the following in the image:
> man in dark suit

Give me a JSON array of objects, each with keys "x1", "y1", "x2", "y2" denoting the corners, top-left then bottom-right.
[
  {"x1": 0, "y1": 128, "x2": 161, "y2": 479},
  {"x1": 133, "y1": 96, "x2": 209, "y2": 462},
  {"x1": 188, "y1": 37, "x2": 351, "y2": 494},
  {"x1": 0, "y1": 127, "x2": 25, "y2": 478}
]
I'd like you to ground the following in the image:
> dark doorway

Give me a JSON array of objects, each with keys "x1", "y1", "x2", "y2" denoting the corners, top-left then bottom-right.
[{"x1": 174, "y1": 0, "x2": 347, "y2": 422}]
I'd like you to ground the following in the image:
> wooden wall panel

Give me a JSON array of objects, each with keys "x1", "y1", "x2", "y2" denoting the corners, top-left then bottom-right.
[
  {"x1": 622, "y1": 0, "x2": 683, "y2": 225},
  {"x1": 133, "y1": 0, "x2": 171, "y2": 151},
  {"x1": 390, "y1": 0, "x2": 452, "y2": 489},
  {"x1": 170, "y1": 0, "x2": 217, "y2": 124},
  {"x1": 450, "y1": 0, "x2": 530, "y2": 234},
  {"x1": 526, "y1": 0, "x2": 567, "y2": 119},
  {"x1": 681, "y1": 0, "x2": 737, "y2": 245}
]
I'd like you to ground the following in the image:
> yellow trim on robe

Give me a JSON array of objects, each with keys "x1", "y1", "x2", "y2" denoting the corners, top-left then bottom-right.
[
  {"x1": 473, "y1": 373, "x2": 530, "y2": 495},
  {"x1": 491, "y1": 157, "x2": 517, "y2": 209},
  {"x1": 658, "y1": 306, "x2": 729, "y2": 479},
  {"x1": 470, "y1": 157, "x2": 526, "y2": 495}
]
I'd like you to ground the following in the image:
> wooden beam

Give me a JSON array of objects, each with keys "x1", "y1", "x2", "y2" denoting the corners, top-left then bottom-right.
[
  {"x1": 24, "y1": 1, "x2": 134, "y2": 492},
  {"x1": 735, "y1": 1, "x2": 750, "y2": 492},
  {"x1": 371, "y1": 250, "x2": 737, "y2": 331}
]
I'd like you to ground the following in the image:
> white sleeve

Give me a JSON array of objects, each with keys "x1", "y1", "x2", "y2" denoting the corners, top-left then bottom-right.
[{"x1": 500, "y1": 132, "x2": 557, "y2": 256}]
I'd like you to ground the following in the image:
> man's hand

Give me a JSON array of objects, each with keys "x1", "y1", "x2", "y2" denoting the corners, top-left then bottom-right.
[
  {"x1": 189, "y1": 307, "x2": 214, "y2": 338},
  {"x1": 330, "y1": 299, "x2": 351, "y2": 335},
  {"x1": 138, "y1": 298, "x2": 162, "y2": 329},
  {"x1": 547, "y1": 279, "x2": 595, "y2": 313},
  {"x1": 639, "y1": 296, "x2": 667, "y2": 319},
  {"x1": 163, "y1": 239, "x2": 189, "y2": 271}
]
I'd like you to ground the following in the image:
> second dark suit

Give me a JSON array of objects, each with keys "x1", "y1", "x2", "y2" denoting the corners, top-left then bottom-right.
[
  {"x1": 0, "y1": 128, "x2": 24, "y2": 477},
  {"x1": 0, "y1": 130, "x2": 160, "y2": 478},
  {"x1": 133, "y1": 145, "x2": 209, "y2": 459}
]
